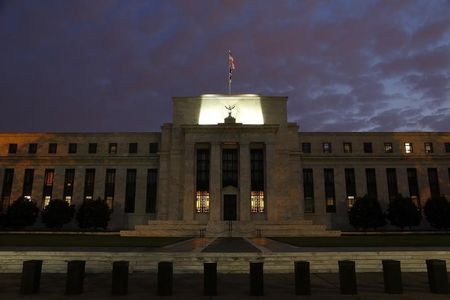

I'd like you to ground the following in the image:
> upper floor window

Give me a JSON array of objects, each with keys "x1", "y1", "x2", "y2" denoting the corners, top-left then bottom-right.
[
  {"x1": 8, "y1": 143, "x2": 17, "y2": 154},
  {"x1": 68, "y1": 143, "x2": 77, "y2": 154},
  {"x1": 445, "y1": 143, "x2": 450, "y2": 153},
  {"x1": 424, "y1": 142, "x2": 433, "y2": 154},
  {"x1": 129, "y1": 143, "x2": 138, "y2": 154},
  {"x1": 323, "y1": 142, "x2": 332, "y2": 154},
  {"x1": 28, "y1": 143, "x2": 37, "y2": 154},
  {"x1": 48, "y1": 143, "x2": 57, "y2": 154},
  {"x1": 149, "y1": 142, "x2": 159, "y2": 154},
  {"x1": 343, "y1": 142, "x2": 352, "y2": 153},
  {"x1": 363, "y1": 142, "x2": 373, "y2": 153},
  {"x1": 109, "y1": 143, "x2": 117, "y2": 154},
  {"x1": 404, "y1": 142, "x2": 413, "y2": 154},
  {"x1": 88, "y1": 143, "x2": 97, "y2": 154},
  {"x1": 384, "y1": 143, "x2": 393, "y2": 153}
]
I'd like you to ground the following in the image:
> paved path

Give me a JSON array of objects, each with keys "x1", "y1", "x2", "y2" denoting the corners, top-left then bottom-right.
[{"x1": 202, "y1": 237, "x2": 261, "y2": 252}]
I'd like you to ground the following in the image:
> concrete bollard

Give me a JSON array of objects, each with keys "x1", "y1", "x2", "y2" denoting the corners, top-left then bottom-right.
[
  {"x1": 338, "y1": 260, "x2": 357, "y2": 295},
  {"x1": 294, "y1": 261, "x2": 311, "y2": 295},
  {"x1": 112, "y1": 261, "x2": 129, "y2": 295},
  {"x1": 203, "y1": 262, "x2": 217, "y2": 296},
  {"x1": 382, "y1": 260, "x2": 402, "y2": 294},
  {"x1": 65, "y1": 260, "x2": 85, "y2": 295},
  {"x1": 426, "y1": 259, "x2": 448, "y2": 294},
  {"x1": 157, "y1": 261, "x2": 173, "y2": 296},
  {"x1": 20, "y1": 260, "x2": 43, "y2": 294},
  {"x1": 249, "y1": 261, "x2": 264, "y2": 296}
]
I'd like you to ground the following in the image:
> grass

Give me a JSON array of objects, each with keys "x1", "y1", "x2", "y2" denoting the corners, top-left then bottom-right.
[
  {"x1": 0, "y1": 234, "x2": 189, "y2": 248},
  {"x1": 271, "y1": 234, "x2": 450, "y2": 247}
]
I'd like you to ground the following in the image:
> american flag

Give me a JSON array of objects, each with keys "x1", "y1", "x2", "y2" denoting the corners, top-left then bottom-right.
[{"x1": 228, "y1": 50, "x2": 235, "y2": 83}]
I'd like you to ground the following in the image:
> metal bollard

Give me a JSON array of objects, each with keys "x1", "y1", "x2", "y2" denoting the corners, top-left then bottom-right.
[
  {"x1": 20, "y1": 260, "x2": 43, "y2": 294},
  {"x1": 338, "y1": 260, "x2": 357, "y2": 295},
  {"x1": 112, "y1": 261, "x2": 129, "y2": 295},
  {"x1": 65, "y1": 260, "x2": 85, "y2": 295},
  {"x1": 157, "y1": 261, "x2": 173, "y2": 296},
  {"x1": 426, "y1": 259, "x2": 448, "y2": 294},
  {"x1": 203, "y1": 262, "x2": 217, "y2": 296},
  {"x1": 382, "y1": 260, "x2": 402, "y2": 294},
  {"x1": 294, "y1": 261, "x2": 311, "y2": 295},
  {"x1": 249, "y1": 261, "x2": 264, "y2": 296}
]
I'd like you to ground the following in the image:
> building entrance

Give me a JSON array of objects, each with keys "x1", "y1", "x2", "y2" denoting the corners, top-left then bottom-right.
[{"x1": 223, "y1": 194, "x2": 237, "y2": 220}]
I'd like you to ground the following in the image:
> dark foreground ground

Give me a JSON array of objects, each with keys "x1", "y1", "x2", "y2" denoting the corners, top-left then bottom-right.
[{"x1": 0, "y1": 272, "x2": 448, "y2": 300}]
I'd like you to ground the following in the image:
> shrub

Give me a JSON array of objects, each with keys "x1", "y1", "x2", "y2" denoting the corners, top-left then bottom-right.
[
  {"x1": 386, "y1": 194, "x2": 422, "y2": 229},
  {"x1": 76, "y1": 197, "x2": 111, "y2": 229},
  {"x1": 348, "y1": 195, "x2": 386, "y2": 230},
  {"x1": 41, "y1": 199, "x2": 75, "y2": 228},
  {"x1": 424, "y1": 196, "x2": 450, "y2": 229},
  {"x1": 5, "y1": 196, "x2": 39, "y2": 229}
]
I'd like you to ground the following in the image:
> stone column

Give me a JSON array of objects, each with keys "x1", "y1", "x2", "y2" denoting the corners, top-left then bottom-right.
[
  {"x1": 209, "y1": 142, "x2": 221, "y2": 221},
  {"x1": 182, "y1": 143, "x2": 195, "y2": 221},
  {"x1": 157, "y1": 152, "x2": 170, "y2": 220},
  {"x1": 239, "y1": 142, "x2": 250, "y2": 221}
]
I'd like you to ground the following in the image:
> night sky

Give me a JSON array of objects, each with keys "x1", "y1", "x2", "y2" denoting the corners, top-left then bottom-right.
[{"x1": 1, "y1": 0, "x2": 449, "y2": 132}]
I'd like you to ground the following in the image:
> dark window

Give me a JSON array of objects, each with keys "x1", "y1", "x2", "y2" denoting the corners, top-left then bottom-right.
[
  {"x1": 251, "y1": 149, "x2": 264, "y2": 191},
  {"x1": 407, "y1": 168, "x2": 420, "y2": 208},
  {"x1": 324, "y1": 168, "x2": 336, "y2": 212},
  {"x1": 129, "y1": 143, "x2": 138, "y2": 154},
  {"x1": 149, "y1": 143, "x2": 159, "y2": 154},
  {"x1": 345, "y1": 168, "x2": 356, "y2": 209},
  {"x1": 42, "y1": 169, "x2": 54, "y2": 207},
  {"x1": 83, "y1": 169, "x2": 95, "y2": 200},
  {"x1": 363, "y1": 142, "x2": 373, "y2": 153},
  {"x1": 22, "y1": 169, "x2": 34, "y2": 199},
  {"x1": 124, "y1": 169, "x2": 137, "y2": 213},
  {"x1": 1, "y1": 169, "x2": 14, "y2": 211},
  {"x1": 196, "y1": 149, "x2": 210, "y2": 191},
  {"x1": 424, "y1": 142, "x2": 433, "y2": 154},
  {"x1": 28, "y1": 143, "x2": 37, "y2": 154},
  {"x1": 445, "y1": 143, "x2": 450, "y2": 153},
  {"x1": 428, "y1": 168, "x2": 440, "y2": 198},
  {"x1": 48, "y1": 143, "x2": 57, "y2": 154},
  {"x1": 8, "y1": 143, "x2": 17, "y2": 154},
  {"x1": 343, "y1": 143, "x2": 352, "y2": 153},
  {"x1": 384, "y1": 143, "x2": 393, "y2": 153},
  {"x1": 303, "y1": 169, "x2": 314, "y2": 213},
  {"x1": 301, "y1": 143, "x2": 311, "y2": 153},
  {"x1": 68, "y1": 143, "x2": 77, "y2": 154},
  {"x1": 365, "y1": 168, "x2": 377, "y2": 199},
  {"x1": 63, "y1": 169, "x2": 75, "y2": 204},
  {"x1": 222, "y1": 149, "x2": 238, "y2": 187},
  {"x1": 108, "y1": 143, "x2": 117, "y2": 154},
  {"x1": 323, "y1": 142, "x2": 332, "y2": 153},
  {"x1": 146, "y1": 169, "x2": 158, "y2": 213},
  {"x1": 104, "y1": 169, "x2": 115, "y2": 209},
  {"x1": 88, "y1": 143, "x2": 97, "y2": 154},
  {"x1": 386, "y1": 168, "x2": 398, "y2": 202}
]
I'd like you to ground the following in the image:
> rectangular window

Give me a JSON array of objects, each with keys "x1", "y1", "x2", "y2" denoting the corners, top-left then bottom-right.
[
  {"x1": 195, "y1": 191, "x2": 210, "y2": 213},
  {"x1": 149, "y1": 142, "x2": 159, "y2": 154},
  {"x1": 301, "y1": 143, "x2": 311, "y2": 153},
  {"x1": 363, "y1": 142, "x2": 373, "y2": 153},
  {"x1": 303, "y1": 169, "x2": 314, "y2": 213},
  {"x1": 108, "y1": 143, "x2": 117, "y2": 154},
  {"x1": 386, "y1": 168, "x2": 398, "y2": 202},
  {"x1": 196, "y1": 149, "x2": 210, "y2": 191},
  {"x1": 104, "y1": 169, "x2": 115, "y2": 209},
  {"x1": 1, "y1": 169, "x2": 14, "y2": 211},
  {"x1": 251, "y1": 148, "x2": 265, "y2": 213},
  {"x1": 88, "y1": 143, "x2": 97, "y2": 154},
  {"x1": 146, "y1": 169, "x2": 158, "y2": 213},
  {"x1": 22, "y1": 169, "x2": 34, "y2": 199},
  {"x1": 445, "y1": 143, "x2": 450, "y2": 153},
  {"x1": 424, "y1": 142, "x2": 433, "y2": 154},
  {"x1": 323, "y1": 142, "x2": 332, "y2": 153},
  {"x1": 345, "y1": 168, "x2": 356, "y2": 209},
  {"x1": 384, "y1": 143, "x2": 393, "y2": 153},
  {"x1": 124, "y1": 169, "x2": 136, "y2": 213},
  {"x1": 48, "y1": 143, "x2": 57, "y2": 154},
  {"x1": 404, "y1": 142, "x2": 413, "y2": 154},
  {"x1": 428, "y1": 168, "x2": 440, "y2": 198},
  {"x1": 365, "y1": 168, "x2": 377, "y2": 199},
  {"x1": 250, "y1": 191, "x2": 264, "y2": 213},
  {"x1": 63, "y1": 169, "x2": 75, "y2": 204},
  {"x1": 407, "y1": 168, "x2": 420, "y2": 208},
  {"x1": 324, "y1": 168, "x2": 336, "y2": 213},
  {"x1": 222, "y1": 149, "x2": 238, "y2": 187},
  {"x1": 68, "y1": 143, "x2": 77, "y2": 154},
  {"x1": 83, "y1": 169, "x2": 95, "y2": 201},
  {"x1": 42, "y1": 169, "x2": 55, "y2": 207},
  {"x1": 128, "y1": 143, "x2": 138, "y2": 154},
  {"x1": 8, "y1": 143, "x2": 17, "y2": 154},
  {"x1": 343, "y1": 142, "x2": 352, "y2": 153},
  {"x1": 28, "y1": 143, "x2": 37, "y2": 154}
]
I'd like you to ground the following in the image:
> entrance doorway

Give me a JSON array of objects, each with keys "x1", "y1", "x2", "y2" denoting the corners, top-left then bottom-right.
[{"x1": 223, "y1": 194, "x2": 237, "y2": 220}]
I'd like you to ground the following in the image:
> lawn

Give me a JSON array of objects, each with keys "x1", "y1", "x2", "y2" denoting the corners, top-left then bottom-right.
[
  {"x1": 0, "y1": 234, "x2": 189, "y2": 248},
  {"x1": 271, "y1": 234, "x2": 450, "y2": 247}
]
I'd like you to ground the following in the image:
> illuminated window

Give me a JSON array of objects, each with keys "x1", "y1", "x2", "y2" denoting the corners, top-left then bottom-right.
[
  {"x1": 109, "y1": 143, "x2": 117, "y2": 154},
  {"x1": 347, "y1": 196, "x2": 355, "y2": 209},
  {"x1": 424, "y1": 142, "x2": 433, "y2": 154},
  {"x1": 48, "y1": 143, "x2": 57, "y2": 154},
  {"x1": 404, "y1": 142, "x2": 413, "y2": 154},
  {"x1": 68, "y1": 143, "x2": 77, "y2": 154},
  {"x1": 63, "y1": 169, "x2": 75, "y2": 204},
  {"x1": 302, "y1": 143, "x2": 311, "y2": 153},
  {"x1": 363, "y1": 142, "x2": 373, "y2": 153},
  {"x1": 22, "y1": 169, "x2": 34, "y2": 200},
  {"x1": 42, "y1": 169, "x2": 54, "y2": 206},
  {"x1": 251, "y1": 191, "x2": 264, "y2": 213},
  {"x1": 324, "y1": 168, "x2": 336, "y2": 212},
  {"x1": 28, "y1": 143, "x2": 37, "y2": 154},
  {"x1": 129, "y1": 143, "x2": 138, "y2": 154},
  {"x1": 83, "y1": 169, "x2": 95, "y2": 201},
  {"x1": 195, "y1": 191, "x2": 210, "y2": 213},
  {"x1": 88, "y1": 143, "x2": 97, "y2": 154},
  {"x1": 343, "y1": 142, "x2": 352, "y2": 153},
  {"x1": 345, "y1": 168, "x2": 356, "y2": 209},
  {"x1": 104, "y1": 169, "x2": 115, "y2": 209},
  {"x1": 384, "y1": 143, "x2": 393, "y2": 153},
  {"x1": 323, "y1": 142, "x2": 332, "y2": 153},
  {"x1": 8, "y1": 143, "x2": 17, "y2": 154}
]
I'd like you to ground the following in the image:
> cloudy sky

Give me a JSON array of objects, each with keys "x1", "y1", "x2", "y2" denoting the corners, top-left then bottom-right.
[{"x1": 1, "y1": 0, "x2": 449, "y2": 132}]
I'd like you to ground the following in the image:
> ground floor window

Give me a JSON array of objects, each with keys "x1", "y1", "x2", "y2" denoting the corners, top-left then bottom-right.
[
  {"x1": 195, "y1": 191, "x2": 210, "y2": 213},
  {"x1": 346, "y1": 195, "x2": 355, "y2": 209},
  {"x1": 250, "y1": 191, "x2": 264, "y2": 213}
]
